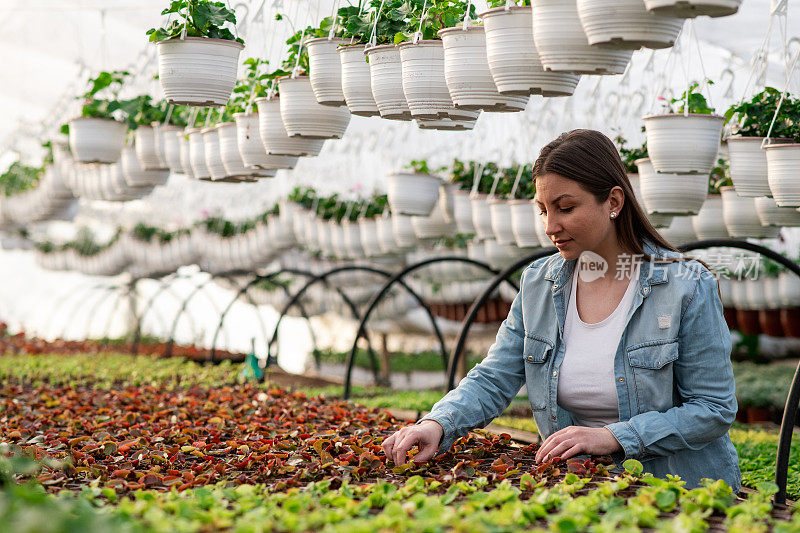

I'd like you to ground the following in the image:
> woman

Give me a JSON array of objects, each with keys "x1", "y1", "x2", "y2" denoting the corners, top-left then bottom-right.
[{"x1": 381, "y1": 129, "x2": 741, "y2": 491}]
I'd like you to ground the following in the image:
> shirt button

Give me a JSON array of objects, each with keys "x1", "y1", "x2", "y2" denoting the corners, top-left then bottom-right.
[
  {"x1": 553, "y1": 284, "x2": 559, "y2": 290},
  {"x1": 552, "y1": 415, "x2": 557, "y2": 420},
  {"x1": 526, "y1": 356, "x2": 533, "y2": 362},
  {"x1": 643, "y1": 287, "x2": 650, "y2": 294},
  {"x1": 618, "y1": 377, "x2": 625, "y2": 383},
  {"x1": 552, "y1": 371, "x2": 558, "y2": 377}
]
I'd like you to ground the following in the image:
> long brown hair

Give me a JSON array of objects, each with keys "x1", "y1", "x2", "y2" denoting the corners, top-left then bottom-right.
[{"x1": 532, "y1": 129, "x2": 679, "y2": 262}]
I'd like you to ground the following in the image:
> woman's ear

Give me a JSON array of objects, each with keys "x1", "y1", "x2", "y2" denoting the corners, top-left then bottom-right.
[{"x1": 609, "y1": 186, "x2": 625, "y2": 216}]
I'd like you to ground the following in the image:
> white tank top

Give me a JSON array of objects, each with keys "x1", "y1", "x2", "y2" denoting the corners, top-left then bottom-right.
[{"x1": 556, "y1": 262, "x2": 640, "y2": 427}]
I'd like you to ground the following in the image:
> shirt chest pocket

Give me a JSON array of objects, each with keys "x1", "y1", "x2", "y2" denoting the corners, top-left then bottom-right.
[
  {"x1": 626, "y1": 339, "x2": 679, "y2": 413},
  {"x1": 522, "y1": 335, "x2": 554, "y2": 411}
]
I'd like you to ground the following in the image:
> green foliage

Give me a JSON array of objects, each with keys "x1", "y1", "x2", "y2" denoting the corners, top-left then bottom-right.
[
  {"x1": 288, "y1": 185, "x2": 317, "y2": 209},
  {"x1": 724, "y1": 87, "x2": 800, "y2": 141},
  {"x1": 396, "y1": 0, "x2": 478, "y2": 44},
  {"x1": 0, "y1": 162, "x2": 42, "y2": 197},
  {"x1": 146, "y1": 0, "x2": 244, "y2": 43},
  {"x1": 405, "y1": 159, "x2": 445, "y2": 175},
  {"x1": 131, "y1": 222, "x2": 189, "y2": 243},
  {"x1": 203, "y1": 216, "x2": 256, "y2": 237},
  {"x1": 708, "y1": 157, "x2": 732, "y2": 194},
  {"x1": 312, "y1": 347, "x2": 482, "y2": 374},
  {"x1": 732, "y1": 361, "x2": 794, "y2": 409},
  {"x1": 730, "y1": 426, "x2": 800, "y2": 499},
  {"x1": 669, "y1": 81, "x2": 715, "y2": 115},
  {"x1": 614, "y1": 134, "x2": 647, "y2": 175},
  {"x1": 446, "y1": 159, "x2": 534, "y2": 199},
  {"x1": 77, "y1": 70, "x2": 139, "y2": 127},
  {"x1": 488, "y1": 0, "x2": 531, "y2": 5}
]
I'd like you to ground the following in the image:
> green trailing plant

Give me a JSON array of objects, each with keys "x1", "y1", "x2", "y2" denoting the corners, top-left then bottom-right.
[
  {"x1": 614, "y1": 134, "x2": 648, "y2": 174},
  {"x1": 708, "y1": 157, "x2": 732, "y2": 194},
  {"x1": 146, "y1": 0, "x2": 244, "y2": 43},
  {"x1": 448, "y1": 159, "x2": 501, "y2": 194},
  {"x1": 493, "y1": 163, "x2": 534, "y2": 200},
  {"x1": 288, "y1": 185, "x2": 317, "y2": 209},
  {"x1": 76, "y1": 70, "x2": 145, "y2": 128},
  {"x1": 724, "y1": 87, "x2": 800, "y2": 141},
  {"x1": 488, "y1": 0, "x2": 530, "y2": 5},
  {"x1": 0, "y1": 162, "x2": 42, "y2": 197},
  {"x1": 404, "y1": 159, "x2": 445, "y2": 175},
  {"x1": 396, "y1": 0, "x2": 478, "y2": 43},
  {"x1": 668, "y1": 81, "x2": 715, "y2": 115}
]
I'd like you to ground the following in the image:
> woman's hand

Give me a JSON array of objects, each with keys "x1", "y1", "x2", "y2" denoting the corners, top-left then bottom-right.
[
  {"x1": 535, "y1": 426, "x2": 621, "y2": 463},
  {"x1": 381, "y1": 420, "x2": 444, "y2": 465}
]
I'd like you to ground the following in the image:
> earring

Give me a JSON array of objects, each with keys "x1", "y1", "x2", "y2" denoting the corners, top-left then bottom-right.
[{"x1": 610, "y1": 212, "x2": 617, "y2": 219}]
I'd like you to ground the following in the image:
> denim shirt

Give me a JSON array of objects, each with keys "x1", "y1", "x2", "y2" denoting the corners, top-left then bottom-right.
[{"x1": 419, "y1": 240, "x2": 741, "y2": 490}]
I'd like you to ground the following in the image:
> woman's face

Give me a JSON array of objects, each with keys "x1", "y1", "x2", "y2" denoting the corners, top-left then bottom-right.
[{"x1": 534, "y1": 172, "x2": 622, "y2": 261}]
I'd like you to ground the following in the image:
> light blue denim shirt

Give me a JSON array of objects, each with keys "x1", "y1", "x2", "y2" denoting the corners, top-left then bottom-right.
[{"x1": 419, "y1": 240, "x2": 741, "y2": 490}]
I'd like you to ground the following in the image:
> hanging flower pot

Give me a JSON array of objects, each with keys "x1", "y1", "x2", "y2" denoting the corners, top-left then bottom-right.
[
  {"x1": 510, "y1": 200, "x2": 541, "y2": 248},
  {"x1": 765, "y1": 144, "x2": 800, "y2": 207},
  {"x1": 626, "y1": 172, "x2": 674, "y2": 228},
  {"x1": 392, "y1": 214, "x2": 419, "y2": 249},
  {"x1": 178, "y1": 131, "x2": 193, "y2": 177},
  {"x1": 480, "y1": 6, "x2": 580, "y2": 97},
  {"x1": 306, "y1": 37, "x2": 347, "y2": 107},
  {"x1": 636, "y1": 158, "x2": 707, "y2": 215},
  {"x1": 398, "y1": 40, "x2": 480, "y2": 121},
  {"x1": 484, "y1": 239, "x2": 525, "y2": 270},
  {"x1": 754, "y1": 196, "x2": 800, "y2": 227},
  {"x1": 415, "y1": 116, "x2": 479, "y2": 130},
  {"x1": 643, "y1": 0, "x2": 742, "y2": 18},
  {"x1": 452, "y1": 189, "x2": 476, "y2": 233},
  {"x1": 577, "y1": 0, "x2": 683, "y2": 50},
  {"x1": 202, "y1": 127, "x2": 227, "y2": 181},
  {"x1": 643, "y1": 114, "x2": 724, "y2": 174},
  {"x1": 233, "y1": 113, "x2": 298, "y2": 170},
  {"x1": 779, "y1": 271, "x2": 800, "y2": 309},
  {"x1": 439, "y1": 26, "x2": 529, "y2": 113},
  {"x1": 68, "y1": 117, "x2": 127, "y2": 163},
  {"x1": 277, "y1": 76, "x2": 351, "y2": 139},
  {"x1": 721, "y1": 186, "x2": 780, "y2": 238},
  {"x1": 155, "y1": 37, "x2": 244, "y2": 106},
  {"x1": 439, "y1": 182, "x2": 456, "y2": 223},
  {"x1": 359, "y1": 218, "x2": 381, "y2": 257},
  {"x1": 154, "y1": 124, "x2": 179, "y2": 169},
  {"x1": 691, "y1": 194, "x2": 728, "y2": 239},
  {"x1": 387, "y1": 171, "x2": 442, "y2": 216},
  {"x1": 764, "y1": 275, "x2": 783, "y2": 311},
  {"x1": 338, "y1": 44, "x2": 379, "y2": 117},
  {"x1": 216, "y1": 122, "x2": 257, "y2": 180},
  {"x1": 121, "y1": 146, "x2": 169, "y2": 187},
  {"x1": 532, "y1": 0, "x2": 633, "y2": 75},
  {"x1": 254, "y1": 97, "x2": 326, "y2": 157},
  {"x1": 161, "y1": 126, "x2": 184, "y2": 174},
  {"x1": 376, "y1": 217, "x2": 400, "y2": 255},
  {"x1": 471, "y1": 194, "x2": 495, "y2": 240},
  {"x1": 134, "y1": 125, "x2": 167, "y2": 170},
  {"x1": 187, "y1": 128, "x2": 211, "y2": 180},
  {"x1": 726, "y1": 136, "x2": 791, "y2": 197},
  {"x1": 365, "y1": 45, "x2": 413, "y2": 121},
  {"x1": 488, "y1": 199, "x2": 516, "y2": 245},
  {"x1": 411, "y1": 199, "x2": 456, "y2": 241},
  {"x1": 658, "y1": 216, "x2": 697, "y2": 247}
]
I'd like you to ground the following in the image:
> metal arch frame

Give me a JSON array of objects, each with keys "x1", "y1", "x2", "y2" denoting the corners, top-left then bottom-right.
[
  {"x1": 80, "y1": 283, "x2": 126, "y2": 342},
  {"x1": 209, "y1": 266, "x2": 380, "y2": 373},
  {"x1": 676, "y1": 238, "x2": 800, "y2": 505},
  {"x1": 344, "y1": 256, "x2": 507, "y2": 399},
  {"x1": 57, "y1": 283, "x2": 124, "y2": 340},
  {"x1": 446, "y1": 249, "x2": 556, "y2": 391},
  {"x1": 99, "y1": 280, "x2": 142, "y2": 347},
  {"x1": 37, "y1": 281, "x2": 107, "y2": 339}
]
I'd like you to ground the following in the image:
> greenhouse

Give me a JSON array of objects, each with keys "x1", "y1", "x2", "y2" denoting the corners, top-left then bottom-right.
[{"x1": 1, "y1": 0, "x2": 800, "y2": 531}]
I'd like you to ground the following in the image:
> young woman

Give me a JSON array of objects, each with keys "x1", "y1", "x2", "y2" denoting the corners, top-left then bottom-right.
[{"x1": 381, "y1": 129, "x2": 741, "y2": 491}]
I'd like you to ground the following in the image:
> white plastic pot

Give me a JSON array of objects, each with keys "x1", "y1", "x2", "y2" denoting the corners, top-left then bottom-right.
[
  {"x1": 439, "y1": 182, "x2": 456, "y2": 223},
  {"x1": 277, "y1": 76, "x2": 351, "y2": 139},
  {"x1": 398, "y1": 40, "x2": 480, "y2": 121},
  {"x1": 754, "y1": 196, "x2": 800, "y2": 227},
  {"x1": 365, "y1": 45, "x2": 413, "y2": 121},
  {"x1": 765, "y1": 144, "x2": 800, "y2": 207},
  {"x1": 720, "y1": 186, "x2": 780, "y2": 239},
  {"x1": 484, "y1": 238, "x2": 524, "y2": 270},
  {"x1": 234, "y1": 113, "x2": 298, "y2": 170},
  {"x1": 643, "y1": 0, "x2": 742, "y2": 18},
  {"x1": 779, "y1": 271, "x2": 800, "y2": 308},
  {"x1": 68, "y1": 117, "x2": 127, "y2": 163},
  {"x1": 338, "y1": 44, "x2": 379, "y2": 117},
  {"x1": 411, "y1": 200, "x2": 456, "y2": 240},
  {"x1": 392, "y1": 214, "x2": 419, "y2": 248},
  {"x1": 470, "y1": 195, "x2": 495, "y2": 240},
  {"x1": 359, "y1": 218, "x2": 381, "y2": 257},
  {"x1": 254, "y1": 97, "x2": 326, "y2": 157},
  {"x1": 376, "y1": 217, "x2": 400, "y2": 255},
  {"x1": 636, "y1": 158, "x2": 707, "y2": 215},
  {"x1": 187, "y1": 128, "x2": 211, "y2": 180},
  {"x1": 121, "y1": 146, "x2": 169, "y2": 187},
  {"x1": 725, "y1": 136, "x2": 791, "y2": 197},
  {"x1": 439, "y1": 26, "x2": 529, "y2": 112},
  {"x1": 134, "y1": 125, "x2": 166, "y2": 170},
  {"x1": 216, "y1": 122, "x2": 253, "y2": 179},
  {"x1": 162, "y1": 126, "x2": 184, "y2": 174},
  {"x1": 658, "y1": 216, "x2": 697, "y2": 247},
  {"x1": 764, "y1": 276, "x2": 782, "y2": 310},
  {"x1": 643, "y1": 114, "x2": 724, "y2": 174},
  {"x1": 415, "y1": 117, "x2": 479, "y2": 131},
  {"x1": 745, "y1": 278, "x2": 768, "y2": 311},
  {"x1": 626, "y1": 172, "x2": 674, "y2": 228},
  {"x1": 532, "y1": 0, "x2": 633, "y2": 75},
  {"x1": 202, "y1": 127, "x2": 227, "y2": 181},
  {"x1": 155, "y1": 37, "x2": 244, "y2": 106},
  {"x1": 510, "y1": 200, "x2": 540, "y2": 248},
  {"x1": 691, "y1": 194, "x2": 728, "y2": 239},
  {"x1": 342, "y1": 222, "x2": 364, "y2": 258},
  {"x1": 577, "y1": 0, "x2": 683, "y2": 50},
  {"x1": 306, "y1": 37, "x2": 347, "y2": 106},
  {"x1": 387, "y1": 172, "x2": 442, "y2": 216},
  {"x1": 452, "y1": 190, "x2": 476, "y2": 233},
  {"x1": 489, "y1": 199, "x2": 516, "y2": 244},
  {"x1": 480, "y1": 6, "x2": 579, "y2": 97}
]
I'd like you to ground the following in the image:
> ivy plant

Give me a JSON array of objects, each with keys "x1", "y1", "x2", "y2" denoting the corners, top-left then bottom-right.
[
  {"x1": 724, "y1": 87, "x2": 800, "y2": 141},
  {"x1": 146, "y1": 0, "x2": 244, "y2": 44}
]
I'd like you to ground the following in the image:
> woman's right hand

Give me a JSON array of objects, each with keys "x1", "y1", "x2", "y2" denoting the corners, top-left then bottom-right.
[{"x1": 381, "y1": 420, "x2": 444, "y2": 465}]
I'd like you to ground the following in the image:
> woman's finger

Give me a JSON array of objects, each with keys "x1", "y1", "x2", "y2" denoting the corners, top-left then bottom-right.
[
  {"x1": 536, "y1": 434, "x2": 562, "y2": 463},
  {"x1": 393, "y1": 432, "x2": 418, "y2": 465},
  {"x1": 381, "y1": 432, "x2": 397, "y2": 457}
]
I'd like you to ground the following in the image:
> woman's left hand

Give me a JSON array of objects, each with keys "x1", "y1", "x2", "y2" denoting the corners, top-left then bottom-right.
[{"x1": 535, "y1": 426, "x2": 622, "y2": 463}]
